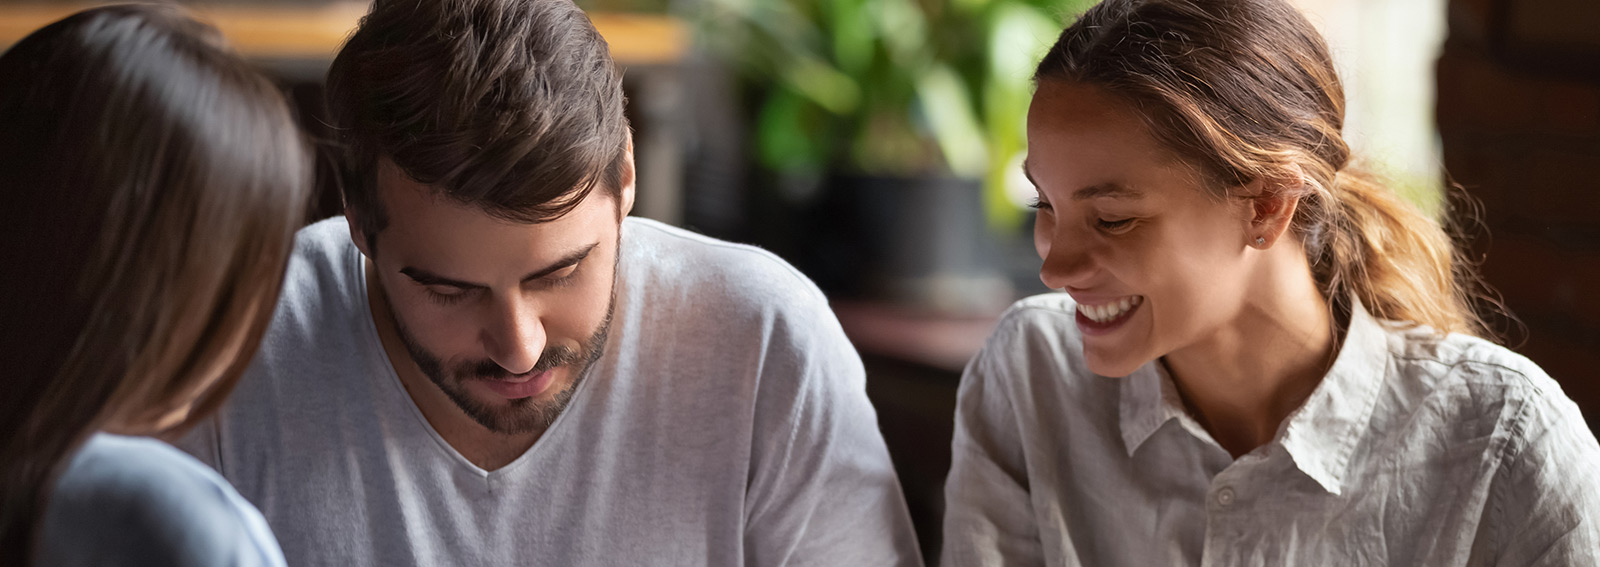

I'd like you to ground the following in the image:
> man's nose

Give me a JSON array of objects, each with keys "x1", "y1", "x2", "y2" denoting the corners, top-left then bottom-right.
[{"x1": 481, "y1": 296, "x2": 545, "y2": 375}]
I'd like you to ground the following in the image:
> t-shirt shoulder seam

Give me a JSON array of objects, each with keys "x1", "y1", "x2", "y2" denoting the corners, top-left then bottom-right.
[{"x1": 629, "y1": 218, "x2": 822, "y2": 300}]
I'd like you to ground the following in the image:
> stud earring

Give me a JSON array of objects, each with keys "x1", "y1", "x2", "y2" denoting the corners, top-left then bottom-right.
[{"x1": 1254, "y1": 236, "x2": 1266, "y2": 246}]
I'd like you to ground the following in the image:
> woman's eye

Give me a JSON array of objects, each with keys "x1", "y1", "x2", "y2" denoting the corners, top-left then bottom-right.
[
  {"x1": 1097, "y1": 218, "x2": 1135, "y2": 233},
  {"x1": 1028, "y1": 198, "x2": 1052, "y2": 211}
]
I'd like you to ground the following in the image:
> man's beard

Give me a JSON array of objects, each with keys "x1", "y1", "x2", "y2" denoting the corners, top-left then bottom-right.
[{"x1": 389, "y1": 299, "x2": 614, "y2": 435}]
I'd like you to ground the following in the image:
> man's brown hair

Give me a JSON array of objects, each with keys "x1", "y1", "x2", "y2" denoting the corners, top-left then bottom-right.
[{"x1": 326, "y1": 0, "x2": 629, "y2": 249}]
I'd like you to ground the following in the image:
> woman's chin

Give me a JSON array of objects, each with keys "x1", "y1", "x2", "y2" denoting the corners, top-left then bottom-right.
[{"x1": 1084, "y1": 349, "x2": 1150, "y2": 378}]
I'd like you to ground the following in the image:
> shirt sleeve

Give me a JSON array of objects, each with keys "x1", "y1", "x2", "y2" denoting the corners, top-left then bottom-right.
[
  {"x1": 940, "y1": 336, "x2": 1044, "y2": 567},
  {"x1": 1489, "y1": 389, "x2": 1600, "y2": 566},
  {"x1": 39, "y1": 435, "x2": 285, "y2": 567},
  {"x1": 741, "y1": 299, "x2": 924, "y2": 567}
]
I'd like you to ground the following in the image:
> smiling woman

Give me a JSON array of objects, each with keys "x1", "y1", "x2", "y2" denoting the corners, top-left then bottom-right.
[{"x1": 940, "y1": 0, "x2": 1600, "y2": 565}]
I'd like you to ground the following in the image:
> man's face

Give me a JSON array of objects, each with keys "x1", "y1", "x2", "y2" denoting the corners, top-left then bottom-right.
[{"x1": 356, "y1": 159, "x2": 629, "y2": 434}]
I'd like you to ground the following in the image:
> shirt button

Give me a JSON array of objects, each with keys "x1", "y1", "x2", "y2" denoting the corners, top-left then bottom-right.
[{"x1": 1216, "y1": 487, "x2": 1236, "y2": 507}]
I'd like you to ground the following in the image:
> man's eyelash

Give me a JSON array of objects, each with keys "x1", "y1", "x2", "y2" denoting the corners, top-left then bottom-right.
[
  {"x1": 425, "y1": 288, "x2": 469, "y2": 306},
  {"x1": 422, "y1": 261, "x2": 584, "y2": 303},
  {"x1": 546, "y1": 263, "x2": 582, "y2": 287}
]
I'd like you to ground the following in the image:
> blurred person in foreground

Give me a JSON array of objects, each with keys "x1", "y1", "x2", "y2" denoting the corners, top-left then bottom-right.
[
  {"x1": 941, "y1": 0, "x2": 1600, "y2": 564},
  {"x1": 173, "y1": 0, "x2": 921, "y2": 565},
  {"x1": 0, "y1": 5, "x2": 312, "y2": 566}
]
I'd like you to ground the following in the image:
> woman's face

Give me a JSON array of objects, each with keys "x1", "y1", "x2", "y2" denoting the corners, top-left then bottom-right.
[{"x1": 1026, "y1": 80, "x2": 1260, "y2": 377}]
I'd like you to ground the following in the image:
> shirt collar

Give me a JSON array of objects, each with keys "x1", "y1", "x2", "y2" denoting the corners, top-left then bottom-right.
[
  {"x1": 1120, "y1": 358, "x2": 1217, "y2": 456},
  {"x1": 1277, "y1": 298, "x2": 1390, "y2": 495},
  {"x1": 1118, "y1": 299, "x2": 1391, "y2": 495}
]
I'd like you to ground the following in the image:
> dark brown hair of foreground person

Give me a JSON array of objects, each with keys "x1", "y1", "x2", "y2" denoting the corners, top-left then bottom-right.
[
  {"x1": 1036, "y1": 0, "x2": 1501, "y2": 338},
  {"x1": 0, "y1": 5, "x2": 312, "y2": 564},
  {"x1": 326, "y1": 0, "x2": 630, "y2": 253}
]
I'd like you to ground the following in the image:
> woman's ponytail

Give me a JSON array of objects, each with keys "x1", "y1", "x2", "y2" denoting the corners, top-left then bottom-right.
[{"x1": 1313, "y1": 169, "x2": 1489, "y2": 337}]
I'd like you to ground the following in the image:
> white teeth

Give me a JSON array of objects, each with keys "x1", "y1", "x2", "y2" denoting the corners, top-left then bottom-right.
[{"x1": 1077, "y1": 296, "x2": 1142, "y2": 323}]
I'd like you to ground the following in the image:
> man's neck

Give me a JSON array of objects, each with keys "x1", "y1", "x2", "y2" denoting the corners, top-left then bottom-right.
[{"x1": 364, "y1": 258, "x2": 540, "y2": 471}]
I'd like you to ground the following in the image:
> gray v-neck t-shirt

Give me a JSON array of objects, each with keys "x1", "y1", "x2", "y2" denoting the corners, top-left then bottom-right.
[{"x1": 179, "y1": 216, "x2": 921, "y2": 567}]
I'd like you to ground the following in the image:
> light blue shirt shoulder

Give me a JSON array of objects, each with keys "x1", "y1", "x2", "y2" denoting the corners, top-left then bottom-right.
[{"x1": 40, "y1": 433, "x2": 285, "y2": 567}]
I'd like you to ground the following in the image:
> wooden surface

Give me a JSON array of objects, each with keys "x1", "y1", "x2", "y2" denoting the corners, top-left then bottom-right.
[
  {"x1": 0, "y1": 3, "x2": 688, "y2": 65},
  {"x1": 832, "y1": 301, "x2": 1002, "y2": 373}
]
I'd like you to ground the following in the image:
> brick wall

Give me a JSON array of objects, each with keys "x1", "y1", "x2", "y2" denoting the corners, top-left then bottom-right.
[{"x1": 1438, "y1": 0, "x2": 1600, "y2": 426}]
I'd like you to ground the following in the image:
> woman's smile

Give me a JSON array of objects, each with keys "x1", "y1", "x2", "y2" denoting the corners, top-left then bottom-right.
[{"x1": 1073, "y1": 295, "x2": 1144, "y2": 336}]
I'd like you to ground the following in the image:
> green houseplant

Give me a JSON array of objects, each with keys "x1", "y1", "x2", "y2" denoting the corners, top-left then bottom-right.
[
  {"x1": 700, "y1": 0, "x2": 1092, "y2": 230},
  {"x1": 699, "y1": 0, "x2": 1092, "y2": 311}
]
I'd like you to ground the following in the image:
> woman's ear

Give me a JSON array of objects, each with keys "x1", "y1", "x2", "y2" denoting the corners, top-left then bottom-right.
[{"x1": 1243, "y1": 166, "x2": 1305, "y2": 249}]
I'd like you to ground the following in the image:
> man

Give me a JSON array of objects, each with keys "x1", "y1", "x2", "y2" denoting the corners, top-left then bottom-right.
[{"x1": 177, "y1": 0, "x2": 922, "y2": 564}]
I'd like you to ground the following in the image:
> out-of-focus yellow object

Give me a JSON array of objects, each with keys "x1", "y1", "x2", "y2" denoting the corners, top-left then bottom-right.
[{"x1": 0, "y1": 3, "x2": 687, "y2": 65}]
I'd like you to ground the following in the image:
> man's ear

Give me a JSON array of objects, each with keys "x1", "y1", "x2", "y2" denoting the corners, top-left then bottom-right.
[
  {"x1": 618, "y1": 136, "x2": 636, "y2": 218},
  {"x1": 1242, "y1": 166, "x2": 1305, "y2": 249},
  {"x1": 347, "y1": 208, "x2": 373, "y2": 258}
]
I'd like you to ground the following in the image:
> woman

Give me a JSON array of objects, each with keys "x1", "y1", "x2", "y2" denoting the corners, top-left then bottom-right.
[
  {"x1": 0, "y1": 5, "x2": 311, "y2": 566},
  {"x1": 942, "y1": 0, "x2": 1600, "y2": 564}
]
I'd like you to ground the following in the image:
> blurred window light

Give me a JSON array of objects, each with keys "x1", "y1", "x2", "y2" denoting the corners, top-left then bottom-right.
[{"x1": 1291, "y1": 0, "x2": 1448, "y2": 212}]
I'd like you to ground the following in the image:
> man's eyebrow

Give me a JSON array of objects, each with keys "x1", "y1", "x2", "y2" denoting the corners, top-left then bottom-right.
[
  {"x1": 518, "y1": 242, "x2": 598, "y2": 283},
  {"x1": 400, "y1": 267, "x2": 486, "y2": 290},
  {"x1": 1021, "y1": 160, "x2": 1141, "y2": 201},
  {"x1": 399, "y1": 242, "x2": 600, "y2": 289}
]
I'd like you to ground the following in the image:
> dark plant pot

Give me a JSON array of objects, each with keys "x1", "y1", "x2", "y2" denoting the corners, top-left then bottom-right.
[{"x1": 796, "y1": 173, "x2": 1012, "y2": 313}]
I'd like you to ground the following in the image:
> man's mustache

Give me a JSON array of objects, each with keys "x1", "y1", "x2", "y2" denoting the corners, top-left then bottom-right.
[{"x1": 463, "y1": 346, "x2": 584, "y2": 380}]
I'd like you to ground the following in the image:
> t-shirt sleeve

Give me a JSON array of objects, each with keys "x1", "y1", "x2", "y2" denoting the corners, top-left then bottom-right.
[
  {"x1": 1487, "y1": 388, "x2": 1600, "y2": 566},
  {"x1": 940, "y1": 331, "x2": 1043, "y2": 567},
  {"x1": 39, "y1": 435, "x2": 285, "y2": 567},
  {"x1": 741, "y1": 296, "x2": 924, "y2": 567}
]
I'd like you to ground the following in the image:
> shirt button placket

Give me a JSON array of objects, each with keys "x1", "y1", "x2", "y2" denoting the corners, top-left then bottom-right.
[
  {"x1": 1202, "y1": 483, "x2": 1239, "y2": 567},
  {"x1": 1215, "y1": 487, "x2": 1235, "y2": 508}
]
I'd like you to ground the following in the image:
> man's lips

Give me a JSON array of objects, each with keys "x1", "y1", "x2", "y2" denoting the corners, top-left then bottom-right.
[{"x1": 475, "y1": 369, "x2": 557, "y2": 400}]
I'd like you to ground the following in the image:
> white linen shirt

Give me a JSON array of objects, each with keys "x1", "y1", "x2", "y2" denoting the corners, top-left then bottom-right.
[{"x1": 942, "y1": 293, "x2": 1600, "y2": 566}]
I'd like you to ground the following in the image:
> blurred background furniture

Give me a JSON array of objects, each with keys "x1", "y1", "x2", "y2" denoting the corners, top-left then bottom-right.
[
  {"x1": 0, "y1": 2, "x2": 694, "y2": 227},
  {"x1": 1436, "y1": 0, "x2": 1600, "y2": 427}
]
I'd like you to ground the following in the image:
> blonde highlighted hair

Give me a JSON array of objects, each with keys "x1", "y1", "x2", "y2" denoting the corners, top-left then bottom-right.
[{"x1": 1035, "y1": 0, "x2": 1497, "y2": 337}]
